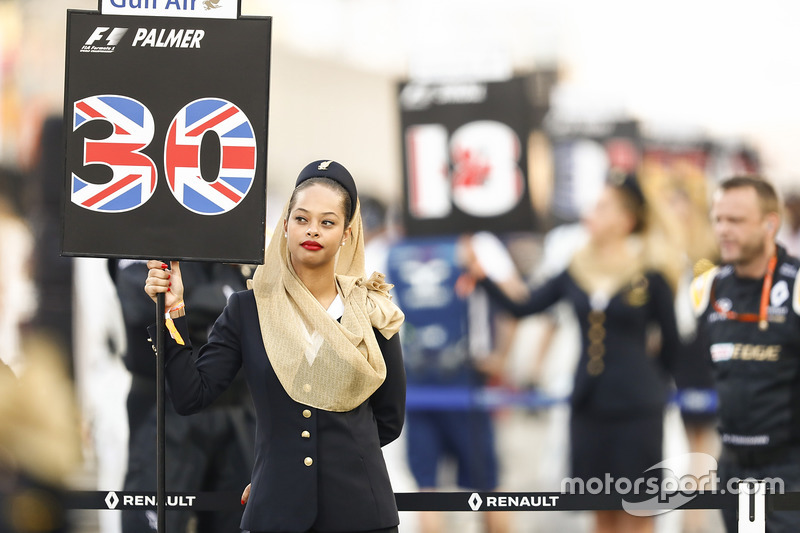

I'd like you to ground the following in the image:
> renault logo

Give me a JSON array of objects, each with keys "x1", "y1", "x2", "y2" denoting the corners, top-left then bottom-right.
[
  {"x1": 468, "y1": 492, "x2": 483, "y2": 511},
  {"x1": 105, "y1": 491, "x2": 120, "y2": 510}
]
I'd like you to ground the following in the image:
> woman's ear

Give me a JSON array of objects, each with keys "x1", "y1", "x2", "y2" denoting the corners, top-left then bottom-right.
[
  {"x1": 283, "y1": 218, "x2": 288, "y2": 237},
  {"x1": 342, "y1": 225, "x2": 352, "y2": 245}
]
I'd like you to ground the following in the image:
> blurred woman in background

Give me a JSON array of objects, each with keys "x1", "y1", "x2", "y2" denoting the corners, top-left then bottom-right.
[{"x1": 461, "y1": 171, "x2": 683, "y2": 533}]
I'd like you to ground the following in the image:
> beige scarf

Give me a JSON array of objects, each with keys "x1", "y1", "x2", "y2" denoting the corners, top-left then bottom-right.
[
  {"x1": 568, "y1": 237, "x2": 647, "y2": 307},
  {"x1": 248, "y1": 200, "x2": 405, "y2": 412}
]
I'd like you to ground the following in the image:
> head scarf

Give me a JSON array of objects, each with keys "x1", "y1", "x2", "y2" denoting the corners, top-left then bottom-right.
[{"x1": 248, "y1": 163, "x2": 404, "y2": 412}]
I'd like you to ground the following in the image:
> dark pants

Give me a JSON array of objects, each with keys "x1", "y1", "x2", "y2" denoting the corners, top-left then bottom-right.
[
  {"x1": 718, "y1": 445, "x2": 800, "y2": 533},
  {"x1": 122, "y1": 381, "x2": 254, "y2": 533},
  {"x1": 406, "y1": 409, "x2": 498, "y2": 491}
]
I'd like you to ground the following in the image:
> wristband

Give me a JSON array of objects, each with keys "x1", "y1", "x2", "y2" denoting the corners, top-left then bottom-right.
[{"x1": 166, "y1": 301, "x2": 185, "y2": 318}]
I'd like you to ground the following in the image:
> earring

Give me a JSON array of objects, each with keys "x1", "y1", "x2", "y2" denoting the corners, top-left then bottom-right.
[{"x1": 284, "y1": 232, "x2": 288, "y2": 238}]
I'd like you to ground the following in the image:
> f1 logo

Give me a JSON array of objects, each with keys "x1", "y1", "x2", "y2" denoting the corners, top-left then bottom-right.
[{"x1": 85, "y1": 27, "x2": 128, "y2": 46}]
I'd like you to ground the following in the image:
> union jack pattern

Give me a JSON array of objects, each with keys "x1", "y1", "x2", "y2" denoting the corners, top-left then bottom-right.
[
  {"x1": 71, "y1": 95, "x2": 157, "y2": 213},
  {"x1": 165, "y1": 98, "x2": 257, "y2": 215}
]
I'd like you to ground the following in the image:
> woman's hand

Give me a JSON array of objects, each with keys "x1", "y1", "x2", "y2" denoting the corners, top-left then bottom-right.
[
  {"x1": 454, "y1": 235, "x2": 486, "y2": 298},
  {"x1": 144, "y1": 260, "x2": 184, "y2": 313},
  {"x1": 241, "y1": 483, "x2": 251, "y2": 505},
  {"x1": 456, "y1": 235, "x2": 487, "y2": 281}
]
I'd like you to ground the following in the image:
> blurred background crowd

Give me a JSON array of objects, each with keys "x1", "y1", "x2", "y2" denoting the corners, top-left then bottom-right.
[{"x1": 2, "y1": 1, "x2": 800, "y2": 532}]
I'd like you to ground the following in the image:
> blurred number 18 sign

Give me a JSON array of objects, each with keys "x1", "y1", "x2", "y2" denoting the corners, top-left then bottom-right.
[{"x1": 399, "y1": 77, "x2": 536, "y2": 236}]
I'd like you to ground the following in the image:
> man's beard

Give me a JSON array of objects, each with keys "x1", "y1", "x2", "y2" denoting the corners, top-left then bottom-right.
[{"x1": 733, "y1": 236, "x2": 767, "y2": 267}]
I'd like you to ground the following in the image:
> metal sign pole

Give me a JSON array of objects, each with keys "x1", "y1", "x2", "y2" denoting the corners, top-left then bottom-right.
[{"x1": 155, "y1": 292, "x2": 166, "y2": 533}]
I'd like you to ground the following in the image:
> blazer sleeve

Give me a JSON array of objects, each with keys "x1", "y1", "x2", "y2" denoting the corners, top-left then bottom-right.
[
  {"x1": 648, "y1": 272, "x2": 682, "y2": 378},
  {"x1": 370, "y1": 329, "x2": 406, "y2": 447},
  {"x1": 479, "y1": 270, "x2": 569, "y2": 318},
  {"x1": 147, "y1": 293, "x2": 244, "y2": 415}
]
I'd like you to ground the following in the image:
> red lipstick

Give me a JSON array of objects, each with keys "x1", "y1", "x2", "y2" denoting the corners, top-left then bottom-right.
[{"x1": 301, "y1": 240, "x2": 323, "y2": 251}]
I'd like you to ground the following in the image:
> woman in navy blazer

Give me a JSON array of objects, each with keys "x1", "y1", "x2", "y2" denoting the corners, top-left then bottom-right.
[{"x1": 145, "y1": 160, "x2": 406, "y2": 533}]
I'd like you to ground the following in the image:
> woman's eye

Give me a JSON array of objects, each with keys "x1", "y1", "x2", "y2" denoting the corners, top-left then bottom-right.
[
  {"x1": 295, "y1": 216, "x2": 306, "y2": 223},
  {"x1": 322, "y1": 220, "x2": 334, "y2": 226}
]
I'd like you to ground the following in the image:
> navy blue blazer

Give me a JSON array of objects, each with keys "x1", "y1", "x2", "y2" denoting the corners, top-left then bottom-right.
[{"x1": 150, "y1": 290, "x2": 405, "y2": 532}]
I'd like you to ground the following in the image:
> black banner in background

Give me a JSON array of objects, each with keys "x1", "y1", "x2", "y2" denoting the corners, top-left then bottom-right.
[
  {"x1": 63, "y1": 490, "x2": 741, "y2": 512},
  {"x1": 62, "y1": 11, "x2": 270, "y2": 263},
  {"x1": 66, "y1": 491, "x2": 242, "y2": 511},
  {"x1": 398, "y1": 77, "x2": 544, "y2": 237},
  {"x1": 547, "y1": 119, "x2": 642, "y2": 224}
]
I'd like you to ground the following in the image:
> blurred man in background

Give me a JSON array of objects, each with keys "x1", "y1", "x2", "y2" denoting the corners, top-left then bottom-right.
[
  {"x1": 389, "y1": 232, "x2": 525, "y2": 533},
  {"x1": 692, "y1": 175, "x2": 800, "y2": 532}
]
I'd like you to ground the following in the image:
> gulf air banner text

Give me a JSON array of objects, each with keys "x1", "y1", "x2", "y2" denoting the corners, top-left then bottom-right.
[{"x1": 100, "y1": 0, "x2": 239, "y2": 20}]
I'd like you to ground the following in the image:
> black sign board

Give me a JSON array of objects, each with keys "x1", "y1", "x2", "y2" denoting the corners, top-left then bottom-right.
[
  {"x1": 62, "y1": 10, "x2": 270, "y2": 263},
  {"x1": 398, "y1": 76, "x2": 540, "y2": 237}
]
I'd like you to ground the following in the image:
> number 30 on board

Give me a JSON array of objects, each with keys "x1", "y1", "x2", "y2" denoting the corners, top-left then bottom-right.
[{"x1": 71, "y1": 94, "x2": 257, "y2": 216}]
